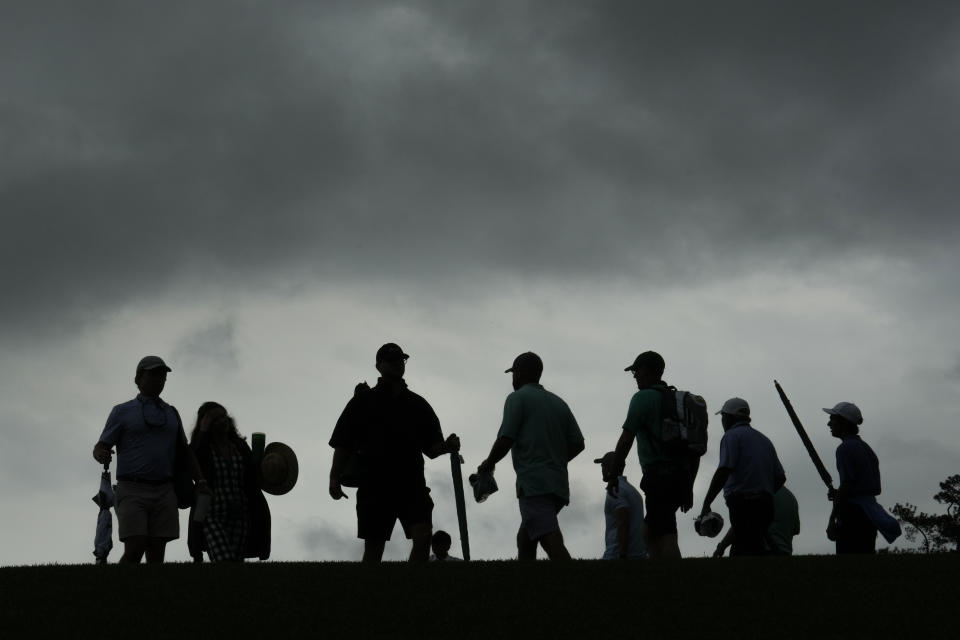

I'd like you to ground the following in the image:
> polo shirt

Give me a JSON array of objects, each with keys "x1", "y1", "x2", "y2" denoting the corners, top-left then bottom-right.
[
  {"x1": 717, "y1": 422, "x2": 785, "y2": 497},
  {"x1": 621, "y1": 383, "x2": 671, "y2": 469},
  {"x1": 766, "y1": 486, "x2": 800, "y2": 554},
  {"x1": 836, "y1": 435, "x2": 881, "y2": 497},
  {"x1": 98, "y1": 394, "x2": 181, "y2": 481},
  {"x1": 497, "y1": 383, "x2": 584, "y2": 501}
]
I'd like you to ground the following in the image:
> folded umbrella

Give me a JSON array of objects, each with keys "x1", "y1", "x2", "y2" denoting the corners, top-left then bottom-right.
[{"x1": 92, "y1": 464, "x2": 115, "y2": 564}]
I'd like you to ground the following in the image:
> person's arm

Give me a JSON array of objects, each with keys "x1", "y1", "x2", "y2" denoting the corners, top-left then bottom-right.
[
  {"x1": 682, "y1": 456, "x2": 701, "y2": 512},
  {"x1": 93, "y1": 406, "x2": 121, "y2": 465},
  {"x1": 774, "y1": 471, "x2": 786, "y2": 493},
  {"x1": 614, "y1": 507, "x2": 631, "y2": 559},
  {"x1": 606, "y1": 429, "x2": 635, "y2": 496},
  {"x1": 700, "y1": 467, "x2": 731, "y2": 516},
  {"x1": 714, "y1": 527, "x2": 734, "y2": 557},
  {"x1": 478, "y1": 436, "x2": 514, "y2": 473},
  {"x1": 425, "y1": 434, "x2": 461, "y2": 459},
  {"x1": 172, "y1": 407, "x2": 209, "y2": 493},
  {"x1": 329, "y1": 447, "x2": 349, "y2": 500},
  {"x1": 567, "y1": 437, "x2": 585, "y2": 462}
]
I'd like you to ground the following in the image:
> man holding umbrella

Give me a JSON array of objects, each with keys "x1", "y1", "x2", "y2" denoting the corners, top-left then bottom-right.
[{"x1": 92, "y1": 356, "x2": 207, "y2": 564}]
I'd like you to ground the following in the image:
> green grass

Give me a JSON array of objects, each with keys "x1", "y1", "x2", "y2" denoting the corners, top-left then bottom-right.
[{"x1": 3, "y1": 555, "x2": 958, "y2": 639}]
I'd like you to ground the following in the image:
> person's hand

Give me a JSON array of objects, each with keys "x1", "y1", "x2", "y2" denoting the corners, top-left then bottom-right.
[
  {"x1": 680, "y1": 489, "x2": 694, "y2": 513},
  {"x1": 329, "y1": 480, "x2": 348, "y2": 500},
  {"x1": 445, "y1": 433, "x2": 461, "y2": 454},
  {"x1": 93, "y1": 445, "x2": 112, "y2": 466},
  {"x1": 826, "y1": 518, "x2": 838, "y2": 541},
  {"x1": 477, "y1": 459, "x2": 494, "y2": 474}
]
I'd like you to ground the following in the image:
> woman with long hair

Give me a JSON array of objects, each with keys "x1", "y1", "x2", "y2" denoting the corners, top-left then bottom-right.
[{"x1": 187, "y1": 401, "x2": 270, "y2": 562}]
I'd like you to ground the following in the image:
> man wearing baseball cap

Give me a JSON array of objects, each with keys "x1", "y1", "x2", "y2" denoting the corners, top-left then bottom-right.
[
  {"x1": 699, "y1": 397, "x2": 786, "y2": 556},
  {"x1": 477, "y1": 352, "x2": 585, "y2": 560},
  {"x1": 823, "y1": 401, "x2": 886, "y2": 553},
  {"x1": 92, "y1": 356, "x2": 207, "y2": 563},
  {"x1": 328, "y1": 343, "x2": 460, "y2": 563},
  {"x1": 607, "y1": 351, "x2": 698, "y2": 559}
]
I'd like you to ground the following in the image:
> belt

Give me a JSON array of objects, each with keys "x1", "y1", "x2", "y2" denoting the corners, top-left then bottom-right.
[{"x1": 117, "y1": 475, "x2": 172, "y2": 485}]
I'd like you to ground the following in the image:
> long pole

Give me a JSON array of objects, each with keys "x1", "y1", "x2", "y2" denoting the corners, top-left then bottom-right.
[
  {"x1": 450, "y1": 452, "x2": 471, "y2": 561},
  {"x1": 774, "y1": 380, "x2": 834, "y2": 491}
]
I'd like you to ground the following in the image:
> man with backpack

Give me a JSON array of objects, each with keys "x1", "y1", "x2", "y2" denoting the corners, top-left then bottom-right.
[{"x1": 607, "y1": 351, "x2": 705, "y2": 559}]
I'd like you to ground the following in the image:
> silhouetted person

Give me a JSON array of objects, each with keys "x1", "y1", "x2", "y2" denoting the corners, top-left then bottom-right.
[
  {"x1": 714, "y1": 485, "x2": 800, "y2": 557},
  {"x1": 824, "y1": 402, "x2": 882, "y2": 554},
  {"x1": 328, "y1": 343, "x2": 459, "y2": 563},
  {"x1": 92, "y1": 356, "x2": 208, "y2": 563},
  {"x1": 429, "y1": 529, "x2": 461, "y2": 561},
  {"x1": 608, "y1": 351, "x2": 698, "y2": 559},
  {"x1": 596, "y1": 452, "x2": 647, "y2": 559},
  {"x1": 478, "y1": 352, "x2": 585, "y2": 561},
  {"x1": 187, "y1": 402, "x2": 271, "y2": 562},
  {"x1": 701, "y1": 398, "x2": 786, "y2": 556}
]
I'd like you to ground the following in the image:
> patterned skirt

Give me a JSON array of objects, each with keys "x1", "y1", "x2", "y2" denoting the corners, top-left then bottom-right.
[{"x1": 204, "y1": 446, "x2": 250, "y2": 562}]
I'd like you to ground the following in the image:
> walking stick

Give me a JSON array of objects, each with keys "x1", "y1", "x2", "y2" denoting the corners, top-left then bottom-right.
[{"x1": 450, "y1": 451, "x2": 471, "y2": 561}]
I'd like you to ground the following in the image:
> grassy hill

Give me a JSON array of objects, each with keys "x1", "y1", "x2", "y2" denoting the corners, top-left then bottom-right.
[{"x1": 3, "y1": 555, "x2": 957, "y2": 639}]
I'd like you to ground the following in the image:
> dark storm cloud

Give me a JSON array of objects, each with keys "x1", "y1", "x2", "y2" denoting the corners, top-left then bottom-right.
[{"x1": 4, "y1": 1, "x2": 960, "y2": 332}]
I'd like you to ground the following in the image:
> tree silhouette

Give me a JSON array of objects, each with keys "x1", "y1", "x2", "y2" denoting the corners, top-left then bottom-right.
[{"x1": 893, "y1": 474, "x2": 960, "y2": 552}]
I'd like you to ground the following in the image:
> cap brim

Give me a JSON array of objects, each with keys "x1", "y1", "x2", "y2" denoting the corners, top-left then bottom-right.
[
  {"x1": 624, "y1": 365, "x2": 634, "y2": 372},
  {"x1": 141, "y1": 364, "x2": 172, "y2": 372},
  {"x1": 504, "y1": 367, "x2": 514, "y2": 373},
  {"x1": 822, "y1": 408, "x2": 835, "y2": 415},
  {"x1": 593, "y1": 458, "x2": 604, "y2": 464}
]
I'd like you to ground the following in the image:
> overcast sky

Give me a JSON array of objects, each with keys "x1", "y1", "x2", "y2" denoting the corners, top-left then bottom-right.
[{"x1": 3, "y1": 1, "x2": 959, "y2": 565}]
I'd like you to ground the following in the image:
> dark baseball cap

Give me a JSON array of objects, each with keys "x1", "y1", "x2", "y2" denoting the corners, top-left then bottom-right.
[
  {"x1": 136, "y1": 355, "x2": 171, "y2": 373},
  {"x1": 624, "y1": 350, "x2": 664, "y2": 373},
  {"x1": 376, "y1": 343, "x2": 409, "y2": 363},
  {"x1": 505, "y1": 351, "x2": 543, "y2": 376}
]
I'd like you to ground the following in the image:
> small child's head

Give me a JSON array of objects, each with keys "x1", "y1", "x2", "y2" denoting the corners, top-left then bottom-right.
[{"x1": 431, "y1": 530, "x2": 452, "y2": 557}]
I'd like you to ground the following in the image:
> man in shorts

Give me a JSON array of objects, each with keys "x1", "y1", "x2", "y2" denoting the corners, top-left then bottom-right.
[
  {"x1": 329, "y1": 343, "x2": 460, "y2": 563},
  {"x1": 608, "y1": 351, "x2": 698, "y2": 559},
  {"x1": 477, "y1": 352, "x2": 585, "y2": 560},
  {"x1": 92, "y1": 356, "x2": 207, "y2": 563}
]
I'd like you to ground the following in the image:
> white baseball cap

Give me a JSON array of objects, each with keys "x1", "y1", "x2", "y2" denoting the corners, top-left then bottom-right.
[
  {"x1": 823, "y1": 402, "x2": 863, "y2": 425},
  {"x1": 716, "y1": 397, "x2": 750, "y2": 418}
]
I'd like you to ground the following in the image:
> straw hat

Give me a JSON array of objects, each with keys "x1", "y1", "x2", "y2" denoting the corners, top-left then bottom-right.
[{"x1": 260, "y1": 442, "x2": 298, "y2": 495}]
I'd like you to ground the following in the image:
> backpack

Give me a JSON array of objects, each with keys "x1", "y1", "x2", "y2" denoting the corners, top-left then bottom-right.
[{"x1": 657, "y1": 386, "x2": 709, "y2": 457}]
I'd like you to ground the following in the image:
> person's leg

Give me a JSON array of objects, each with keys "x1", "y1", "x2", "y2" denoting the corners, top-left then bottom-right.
[
  {"x1": 517, "y1": 525, "x2": 538, "y2": 560},
  {"x1": 539, "y1": 530, "x2": 572, "y2": 560},
  {"x1": 642, "y1": 478, "x2": 681, "y2": 559},
  {"x1": 120, "y1": 537, "x2": 148, "y2": 564},
  {"x1": 144, "y1": 538, "x2": 167, "y2": 563},
  {"x1": 357, "y1": 486, "x2": 395, "y2": 563},
  {"x1": 399, "y1": 487, "x2": 434, "y2": 563},
  {"x1": 837, "y1": 502, "x2": 876, "y2": 554},
  {"x1": 728, "y1": 496, "x2": 769, "y2": 557},
  {"x1": 408, "y1": 522, "x2": 432, "y2": 562},
  {"x1": 656, "y1": 534, "x2": 681, "y2": 559},
  {"x1": 363, "y1": 539, "x2": 386, "y2": 563}
]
